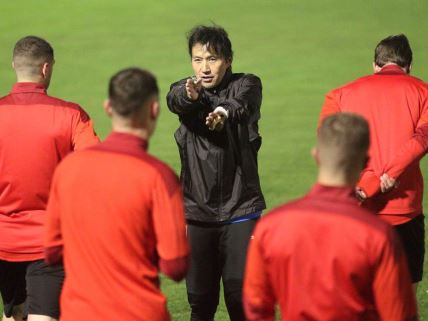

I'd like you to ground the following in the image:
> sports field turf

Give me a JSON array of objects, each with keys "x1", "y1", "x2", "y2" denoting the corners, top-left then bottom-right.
[{"x1": 0, "y1": 0, "x2": 427, "y2": 319}]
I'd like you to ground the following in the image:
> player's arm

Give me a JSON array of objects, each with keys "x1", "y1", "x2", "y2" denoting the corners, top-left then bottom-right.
[
  {"x1": 214, "y1": 74, "x2": 262, "y2": 125},
  {"x1": 44, "y1": 171, "x2": 64, "y2": 265},
  {"x1": 356, "y1": 170, "x2": 381, "y2": 199},
  {"x1": 318, "y1": 89, "x2": 342, "y2": 129},
  {"x1": 354, "y1": 113, "x2": 428, "y2": 198},
  {"x1": 382, "y1": 112, "x2": 428, "y2": 184},
  {"x1": 372, "y1": 228, "x2": 418, "y2": 321},
  {"x1": 72, "y1": 107, "x2": 100, "y2": 150},
  {"x1": 152, "y1": 168, "x2": 190, "y2": 282},
  {"x1": 243, "y1": 231, "x2": 276, "y2": 321},
  {"x1": 167, "y1": 78, "x2": 209, "y2": 115}
]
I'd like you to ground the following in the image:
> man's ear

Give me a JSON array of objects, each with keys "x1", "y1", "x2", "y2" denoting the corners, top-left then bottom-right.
[
  {"x1": 41, "y1": 62, "x2": 50, "y2": 78},
  {"x1": 11, "y1": 61, "x2": 15, "y2": 70},
  {"x1": 103, "y1": 99, "x2": 113, "y2": 117},
  {"x1": 150, "y1": 100, "x2": 160, "y2": 120},
  {"x1": 407, "y1": 64, "x2": 412, "y2": 74},
  {"x1": 311, "y1": 146, "x2": 320, "y2": 166},
  {"x1": 373, "y1": 62, "x2": 382, "y2": 73}
]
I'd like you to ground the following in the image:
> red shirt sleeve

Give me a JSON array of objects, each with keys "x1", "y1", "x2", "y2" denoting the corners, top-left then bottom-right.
[
  {"x1": 372, "y1": 228, "x2": 418, "y2": 321},
  {"x1": 243, "y1": 230, "x2": 276, "y2": 321},
  {"x1": 383, "y1": 120, "x2": 428, "y2": 180},
  {"x1": 72, "y1": 107, "x2": 100, "y2": 150},
  {"x1": 357, "y1": 170, "x2": 381, "y2": 198},
  {"x1": 44, "y1": 171, "x2": 64, "y2": 265},
  {"x1": 318, "y1": 90, "x2": 341, "y2": 129},
  {"x1": 159, "y1": 256, "x2": 189, "y2": 282},
  {"x1": 152, "y1": 170, "x2": 189, "y2": 281}
]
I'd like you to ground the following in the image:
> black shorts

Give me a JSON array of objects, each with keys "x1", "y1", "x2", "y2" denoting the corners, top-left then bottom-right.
[
  {"x1": 394, "y1": 214, "x2": 425, "y2": 283},
  {"x1": 0, "y1": 259, "x2": 64, "y2": 318}
]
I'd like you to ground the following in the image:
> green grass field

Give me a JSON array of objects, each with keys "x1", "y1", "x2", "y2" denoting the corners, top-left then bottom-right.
[{"x1": 1, "y1": 0, "x2": 427, "y2": 319}]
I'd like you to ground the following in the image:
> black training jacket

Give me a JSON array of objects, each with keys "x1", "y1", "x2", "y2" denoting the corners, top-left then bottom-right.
[{"x1": 167, "y1": 70, "x2": 266, "y2": 223}]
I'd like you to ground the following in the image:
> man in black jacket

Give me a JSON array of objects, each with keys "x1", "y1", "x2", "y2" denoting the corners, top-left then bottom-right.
[{"x1": 167, "y1": 25, "x2": 265, "y2": 321}]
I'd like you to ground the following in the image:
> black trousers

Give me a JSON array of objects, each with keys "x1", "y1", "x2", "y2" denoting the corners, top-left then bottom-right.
[
  {"x1": 0, "y1": 259, "x2": 64, "y2": 319},
  {"x1": 394, "y1": 214, "x2": 425, "y2": 283},
  {"x1": 186, "y1": 219, "x2": 257, "y2": 321}
]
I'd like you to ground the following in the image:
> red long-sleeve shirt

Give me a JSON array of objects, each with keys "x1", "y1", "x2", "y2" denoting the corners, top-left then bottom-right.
[
  {"x1": 243, "y1": 184, "x2": 417, "y2": 321},
  {"x1": 319, "y1": 65, "x2": 428, "y2": 224},
  {"x1": 0, "y1": 82, "x2": 99, "y2": 261},
  {"x1": 45, "y1": 132, "x2": 189, "y2": 321}
]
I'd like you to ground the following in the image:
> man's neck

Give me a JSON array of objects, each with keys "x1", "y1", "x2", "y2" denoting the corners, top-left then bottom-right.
[
  {"x1": 317, "y1": 170, "x2": 357, "y2": 188},
  {"x1": 16, "y1": 76, "x2": 45, "y2": 85},
  {"x1": 374, "y1": 62, "x2": 408, "y2": 74},
  {"x1": 111, "y1": 123, "x2": 150, "y2": 141}
]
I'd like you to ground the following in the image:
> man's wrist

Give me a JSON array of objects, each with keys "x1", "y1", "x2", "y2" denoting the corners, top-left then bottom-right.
[{"x1": 213, "y1": 106, "x2": 229, "y2": 118}]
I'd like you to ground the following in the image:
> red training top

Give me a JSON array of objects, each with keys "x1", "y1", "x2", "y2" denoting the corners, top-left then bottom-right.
[
  {"x1": 244, "y1": 184, "x2": 417, "y2": 321},
  {"x1": 44, "y1": 132, "x2": 189, "y2": 321},
  {"x1": 0, "y1": 82, "x2": 99, "y2": 261},
  {"x1": 319, "y1": 65, "x2": 428, "y2": 225}
]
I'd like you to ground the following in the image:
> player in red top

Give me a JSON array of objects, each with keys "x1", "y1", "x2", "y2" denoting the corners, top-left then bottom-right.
[
  {"x1": 244, "y1": 113, "x2": 417, "y2": 321},
  {"x1": 319, "y1": 34, "x2": 427, "y2": 288},
  {"x1": 44, "y1": 68, "x2": 189, "y2": 321},
  {"x1": 0, "y1": 36, "x2": 99, "y2": 321}
]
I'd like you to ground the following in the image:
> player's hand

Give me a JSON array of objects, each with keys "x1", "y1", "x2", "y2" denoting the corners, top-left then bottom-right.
[
  {"x1": 380, "y1": 173, "x2": 398, "y2": 193},
  {"x1": 185, "y1": 77, "x2": 202, "y2": 101},
  {"x1": 206, "y1": 112, "x2": 226, "y2": 131},
  {"x1": 355, "y1": 187, "x2": 367, "y2": 202}
]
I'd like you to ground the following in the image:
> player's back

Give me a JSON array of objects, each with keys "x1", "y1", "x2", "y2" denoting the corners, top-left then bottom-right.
[
  {"x1": 337, "y1": 66, "x2": 427, "y2": 166},
  {"x1": 252, "y1": 184, "x2": 414, "y2": 321},
  {"x1": 52, "y1": 133, "x2": 181, "y2": 321},
  {"x1": 0, "y1": 83, "x2": 96, "y2": 261},
  {"x1": 331, "y1": 65, "x2": 428, "y2": 216}
]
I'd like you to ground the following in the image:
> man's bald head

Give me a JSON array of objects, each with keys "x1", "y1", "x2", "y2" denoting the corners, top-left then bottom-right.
[{"x1": 13, "y1": 36, "x2": 54, "y2": 77}]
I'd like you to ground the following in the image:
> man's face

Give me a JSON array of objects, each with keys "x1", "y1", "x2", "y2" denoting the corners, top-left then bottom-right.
[{"x1": 191, "y1": 43, "x2": 231, "y2": 89}]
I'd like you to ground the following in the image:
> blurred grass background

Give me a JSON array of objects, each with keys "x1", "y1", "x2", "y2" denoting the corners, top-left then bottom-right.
[{"x1": 0, "y1": 0, "x2": 427, "y2": 319}]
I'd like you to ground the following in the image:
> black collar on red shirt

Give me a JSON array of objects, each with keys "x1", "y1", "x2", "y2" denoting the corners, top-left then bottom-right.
[
  {"x1": 375, "y1": 64, "x2": 407, "y2": 76},
  {"x1": 11, "y1": 82, "x2": 47, "y2": 94}
]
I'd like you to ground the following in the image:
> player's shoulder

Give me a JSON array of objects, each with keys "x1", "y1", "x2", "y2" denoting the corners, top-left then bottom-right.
[
  {"x1": 53, "y1": 148, "x2": 89, "y2": 175},
  {"x1": 0, "y1": 94, "x2": 12, "y2": 105},
  {"x1": 44, "y1": 94, "x2": 85, "y2": 112},
  {"x1": 140, "y1": 153, "x2": 180, "y2": 194},
  {"x1": 231, "y1": 73, "x2": 262, "y2": 86},
  {"x1": 170, "y1": 77, "x2": 188, "y2": 88},
  {"x1": 146, "y1": 154, "x2": 177, "y2": 178},
  {"x1": 331, "y1": 74, "x2": 375, "y2": 92},
  {"x1": 256, "y1": 197, "x2": 306, "y2": 229}
]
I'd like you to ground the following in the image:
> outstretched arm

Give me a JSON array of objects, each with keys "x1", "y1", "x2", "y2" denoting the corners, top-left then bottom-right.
[{"x1": 166, "y1": 78, "x2": 208, "y2": 115}]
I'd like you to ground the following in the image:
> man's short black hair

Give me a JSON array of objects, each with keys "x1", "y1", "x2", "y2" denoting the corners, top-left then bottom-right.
[
  {"x1": 374, "y1": 34, "x2": 412, "y2": 70},
  {"x1": 187, "y1": 25, "x2": 233, "y2": 61},
  {"x1": 108, "y1": 68, "x2": 159, "y2": 117},
  {"x1": 13, "y1": 36, "x2": 54, "y2": 73}
]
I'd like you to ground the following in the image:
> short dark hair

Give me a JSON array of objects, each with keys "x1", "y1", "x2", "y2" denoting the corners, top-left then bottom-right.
[
  {"x1": 108, "y1": 68, "x2": 159, "y2": 117},
  {"x1": 13, "y1": 36, "x2": 54, "y2": 73},
  {"x1": 187, "y1": 25, "x2": 233, "y2": 61},
  {"x1": 374, "y1": 34, "x2": 412, "y2": 69},
  {"x1": 318, "y1": 113, "x2": 369, "y2": 172}
]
